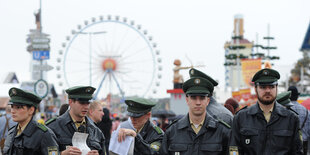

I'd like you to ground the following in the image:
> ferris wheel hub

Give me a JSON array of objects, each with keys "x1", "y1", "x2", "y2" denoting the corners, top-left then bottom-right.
[{"x1": 102, "y1": 58, "x2": 117, "y2": 71}]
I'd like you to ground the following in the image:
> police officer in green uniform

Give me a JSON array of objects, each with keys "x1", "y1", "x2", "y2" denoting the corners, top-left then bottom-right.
[
  {"x1": 113, "y1": 97, "x2": 164, "y2": 155},
  {"x1": 160, "y1": 73, "x2": 231, "y2": 155},
  {"x1": 46, "y1": 86, "x2": 106, "y2": 155},
  {"x1": 189, "y1": 68, "x2": 233, "y2": 125},
  {"x1": 230, "y1": 68, "x2": 302, "y2": 154},
  {"x1": 3, "y1": 87, "x2": 59, "y2": 155}
]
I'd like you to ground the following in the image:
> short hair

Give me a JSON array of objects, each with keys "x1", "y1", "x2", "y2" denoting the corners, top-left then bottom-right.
[
  {"x1": 59, "y1": 104, "x2": 69, "y2": 116},
  {"x1": 89, "y1": 101, "x2": 101, "y2": 111}
]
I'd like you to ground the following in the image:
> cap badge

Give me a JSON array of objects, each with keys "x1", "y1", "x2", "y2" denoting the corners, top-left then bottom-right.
[
  {"x1": 12, "y1": 89, "x2": 17, "y2": 95},
  {"x1": 263, "y1": 70, "x2": 269, "y2": 75},
  {"x1": 194, "y1": 78, "x2": 200, "y2": 84},
  {"x1": 190, "y1": 69, "x2": 194, "y2": 75},
  {"x1": 86, "y1": 88, "x2": 92, "y2": 93}
]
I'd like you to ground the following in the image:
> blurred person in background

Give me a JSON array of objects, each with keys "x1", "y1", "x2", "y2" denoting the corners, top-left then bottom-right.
[
  {"x1": 288, "y1": 86, "x2": 310, "y2": 155},
  {"x1": 58, "y1": 103, "x2": 69, "y2": 116},
  {"x1": 224, "y1": 97, "x2": 240, "y2": 115},
  {"x1": 87, "y1": 101, "x2": 104, "y2": 124},
  {"x1": 97, "y1": 108, "x2": 112, "y2": 155},
  {"x1": 112, "y1": 117, "x2": 120, "y2": 131},
  {"x1": 0, "y1": 105, "x2": 17, "y2": 153}
]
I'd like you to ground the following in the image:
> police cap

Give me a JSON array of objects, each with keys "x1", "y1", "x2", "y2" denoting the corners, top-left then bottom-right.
[
  {"x1": 65, "y1": 86, "x2": 96, "y2": 101},
  {"x1": 8, "y1": 87, "x2": 42, "y2": 108},
  {"x1": 252, "y1": 68, "x2": 280, "y2": 85},
  {"x1": 125, "y1": 97, "x2": 157, "y2": 118}
]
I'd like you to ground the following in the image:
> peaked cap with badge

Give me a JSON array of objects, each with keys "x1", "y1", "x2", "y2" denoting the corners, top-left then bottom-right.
[
  {"x1": 276, "y1": 91, "x2": 294, "y2": 107},
  {"x1": 183, "y1": 76, "x2": 214, "y2": 96},
  {"x1": 125, "y1": 97, "x2": 157, "y2": 117},
  {"x1": 189, "y1": 68, "x2": 218, "y2": 86},
  {"x1": 65, "y1": 86, "x2": 96, "y2": 101},
  {"x1": 8, "y1": 87, "x2": 42, "y2": 108},
  {"x1": 252, "y1": 68, "x2": 280, "y2": 85}
]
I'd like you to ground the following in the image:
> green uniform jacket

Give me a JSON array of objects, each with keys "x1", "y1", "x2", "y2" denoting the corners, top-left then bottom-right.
[
  {"x1": 3, "y1": 119, "x2": 59, "y2": 155},
  {"x1": 230, "y1": 102, "x2": 303, "y2": 155},
  {"x1": 160, "y1": 113, "x2": 231, "y2": 155},
  {"x1": 46, "y1": 111, "x2": 106, "y2": 155}
]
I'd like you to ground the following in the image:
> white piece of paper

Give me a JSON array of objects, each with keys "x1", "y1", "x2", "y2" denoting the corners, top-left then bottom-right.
[
  {"x1": 109, "y1": 118, "x2": 135, "y2": 155},
  {"x1": 72, "y1": 132, "x2": 91, "y2": 155}
]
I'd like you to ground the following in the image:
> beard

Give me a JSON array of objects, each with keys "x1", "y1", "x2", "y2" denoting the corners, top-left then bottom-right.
[{"x1": 257, "y1": 93, "x2": 276, "y2": 105}]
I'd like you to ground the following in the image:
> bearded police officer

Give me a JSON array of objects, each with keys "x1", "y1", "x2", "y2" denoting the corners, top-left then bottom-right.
[
  {"x1": 230, "y1": 68, "x2": 302, "y2": 154},
  {"x1": 112, "y1": 97, "x2": 164, "y2": 155},
  {"x1": 189, "y1": 68, "x2": 233, "y2": 125},
  {"x1": 46, "y1": 86, "x2": 106, "y2": 155},
  {"x1": 160, "y1": 74, "x2": 231, "y2": 154},
  {"x1": 3, "y1": 87, "x2": 59, "y2": 155}
]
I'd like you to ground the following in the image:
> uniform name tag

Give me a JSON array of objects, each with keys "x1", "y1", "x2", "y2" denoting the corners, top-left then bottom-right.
[{"x1": 175, "y1": 152, "x2": 180, "y2": 155}]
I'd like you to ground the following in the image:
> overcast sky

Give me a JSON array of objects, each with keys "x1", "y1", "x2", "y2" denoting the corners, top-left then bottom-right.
[{"x1": 0, "y1": 0, "x2": 309, "y2": 98}]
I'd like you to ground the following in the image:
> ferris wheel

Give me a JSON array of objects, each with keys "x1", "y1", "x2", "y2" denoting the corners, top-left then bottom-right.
[{"x1": 56, "y1": 15, "x2": 162, "y2": 100}]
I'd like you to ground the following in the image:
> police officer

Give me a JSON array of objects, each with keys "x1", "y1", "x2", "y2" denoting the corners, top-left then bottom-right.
[
  {"x1": 3, "y1": 87, "x2": 59, "y2": 155},
  {"x1": 276, "y1": 91, "x2": 294, "y2": 108},
  {"x1": 160, "y1": 74, "x2": 231, "y2": 155},
  {"x1": 112, "y1": 97, "x2": 164, "y2": 155},
  {"x1": 230, "y1": 68, "x2": 302, "y2": 154},
  {"x1": 46, "y1": 86, "x2": 105, "y2": 155},
  {"x1": 189, "y1": 68, "x2": 233, "y2": 125}
]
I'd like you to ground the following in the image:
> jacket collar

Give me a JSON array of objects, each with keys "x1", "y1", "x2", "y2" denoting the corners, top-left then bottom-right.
[
  {"x1": 21, "y1": 119, "x2": 37, "y2": 137},
  {"x1": 177, "y1": 113, "x2": 217, "y2": 130},
  {"x1": 248, "y1": 102, "x2": 288, "y2": 117}
]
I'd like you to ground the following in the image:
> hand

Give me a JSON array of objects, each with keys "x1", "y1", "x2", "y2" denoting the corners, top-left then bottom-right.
[
  {"x1": 117, "y1": 128, "x2": 136, "y2": 142},
  {"x1": 61, "y1": 146, "x2": 82, "y2": 155},
  {"x1": 86, "y1": 150, "x2": 99, "y2": 155}
]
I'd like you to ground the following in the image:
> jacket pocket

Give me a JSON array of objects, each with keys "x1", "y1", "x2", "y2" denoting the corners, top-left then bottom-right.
[
  {"x1": 168, "y1": 144, "x2": 188, "y2": 152},
  {"x1": 240, "y1": 128, "x2": 258, "y2": 146},
  {"x1": 272, "y1": 130, "x2": 293, "y2": 148},
  {"x1": 200, "y1": 143, "x2": 222, "y2": 152}
]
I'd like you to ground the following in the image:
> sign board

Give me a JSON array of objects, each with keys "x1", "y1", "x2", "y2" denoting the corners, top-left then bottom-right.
[
  {"x1": 33, "y1": 64, "x2": 54, "y2": 71},
  {"x1": 34, "y1": 79, "x2": 49, "y2": 98},
  {"x1": 33, "y1": 51, "x2": 50, "y2": 60}
]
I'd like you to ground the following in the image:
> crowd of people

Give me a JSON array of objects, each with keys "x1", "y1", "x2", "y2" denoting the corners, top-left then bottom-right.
[{"x1": 0, "y1": 67, "x2": 309, "y2": 155}]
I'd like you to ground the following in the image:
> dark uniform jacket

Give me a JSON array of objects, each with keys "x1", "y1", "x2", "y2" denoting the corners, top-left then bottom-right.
[
  {"x1": 3, "y1": 119, "x2": 59, "y2": 155},
  {"x1": 160, "y1": 113, "x2": 231, "y2": 155},
  {"x1": 207, "y1": 97, "x2": 233, "y2": 126},
  {"x1": 119, "y1": 120, "x2": 164, "y2": 155},
  {"x1": 230, "y1": 102, "x2": 303, "y2": 155},
  {"x1": 46, "y1": 111, "x2": 106, "y2": 155}
]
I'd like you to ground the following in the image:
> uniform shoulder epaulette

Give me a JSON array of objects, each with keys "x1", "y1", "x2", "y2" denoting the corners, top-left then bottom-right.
[
  {"x1": 37, "y1": 123, "x2": 48, "y2": 132},
  {"x1": 151, "y1": 122, "x2": 163, "y2": 134},
  {"x1": 165, "y1": 119, "x2": 179, "y2": 130},
  {"x1": 218, "y1": 119, "x2": 231, "y2": 129},
  {"x1": 287, "y1": 107, "x2": 299, "y2": 115},
  {"x1": 45, "y1": 117, "x2": 57, "y2": 125},
  {"x1": 235, "y1": 105, "x2": 247, "y2": 115},
  {"x1": 8, "y1": 124, "x2": 16, "y2": 131}
]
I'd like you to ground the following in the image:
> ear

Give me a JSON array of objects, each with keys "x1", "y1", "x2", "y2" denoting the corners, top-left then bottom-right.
[
  {"x1": 28, "y1": 106, "x2": 35, "y2": 116},
  {"x1": 185, "y1": 96, "x2": 190, "y2": 106}
]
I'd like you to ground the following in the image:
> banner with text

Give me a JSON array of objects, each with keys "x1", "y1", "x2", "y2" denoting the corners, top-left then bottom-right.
[{"x1": 241, "y1": 59, "x2": 261, "y2": 87}]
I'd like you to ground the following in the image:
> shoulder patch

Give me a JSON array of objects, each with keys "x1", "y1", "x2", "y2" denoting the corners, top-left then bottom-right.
[
  {"x1": 45, "y1": 117, "x2": 57, "y2": 125},
  {"x1": 153, "y1": 124, "x2": 163, "y2": 134},
  {"x1": 218, "y1": 119, "x2": 231, "y2": 129},
  {"x1": 37, "y1": 123, "x2": 48, "y2": 132}
]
